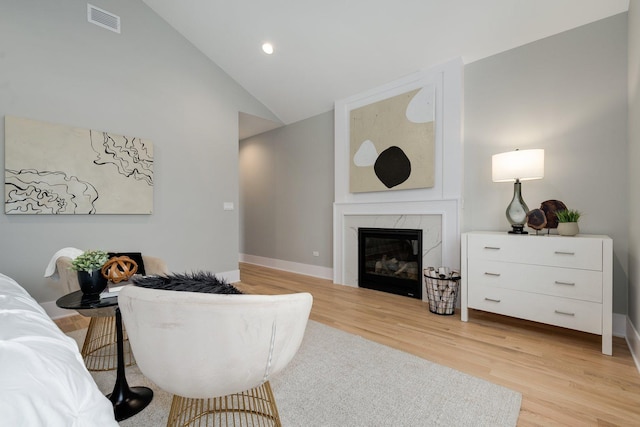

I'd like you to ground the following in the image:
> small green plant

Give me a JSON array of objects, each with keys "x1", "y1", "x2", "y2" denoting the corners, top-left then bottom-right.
[
  {"x1": 556, "y1": 209, "x2": 581, "y2": 223},
  {"x1": 70, "y1": 250, "x2": 109, "y2": 272}
]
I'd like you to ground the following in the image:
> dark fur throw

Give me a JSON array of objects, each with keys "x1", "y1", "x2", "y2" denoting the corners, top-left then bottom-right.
[{"x1": 132, "y1": 272, "x2": 242, "y2": 294}]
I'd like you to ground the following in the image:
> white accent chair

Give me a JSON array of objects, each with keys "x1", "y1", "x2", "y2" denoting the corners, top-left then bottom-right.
[{"x1": 118, "y1": 285, "x2": 313, "y2": 427}]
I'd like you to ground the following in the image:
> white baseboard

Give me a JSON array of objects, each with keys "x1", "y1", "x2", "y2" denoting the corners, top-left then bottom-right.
[
  {"x1": 240, "y1": 254, "x2": 333, "y2": 280},
  {"x1": 626, "y1": 317, "x2": 640, "y2": 373}
]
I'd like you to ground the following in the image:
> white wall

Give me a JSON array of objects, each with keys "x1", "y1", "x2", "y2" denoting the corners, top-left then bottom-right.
[
  {"x1": 0, "y1": 0, "x2": 278, "y2": 303},
  {"x1": 628, "y1": 1, "x2": 640, "y2": 340},
  {"x1": 464, "y1": 13, "x2": 629, "y2": 314}
]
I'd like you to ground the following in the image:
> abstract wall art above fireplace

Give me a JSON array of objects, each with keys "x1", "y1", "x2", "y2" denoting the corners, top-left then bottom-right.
[
  {"x1": 349, "y1": 85, "x2": 435, "y2": 193},
  {"x1": 4, "y1": 116, "x2": 153, "y2": 215}
]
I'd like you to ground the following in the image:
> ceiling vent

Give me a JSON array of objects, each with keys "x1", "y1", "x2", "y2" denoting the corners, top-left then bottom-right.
[{"x1": 87, "y1": 4, "x2": 120, "y2": 33}]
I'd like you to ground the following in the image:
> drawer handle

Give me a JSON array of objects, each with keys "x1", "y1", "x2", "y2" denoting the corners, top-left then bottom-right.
[
  {"x1": 554, "y1": 310, "x2": 575, "y2": 317},
  {"x1": 484, "y1": 272, "x2": 501, "y2": 277},
  {"x1": 484, "y1": 298, "x2": 501, "y2": 303},
  {"x1": 554, "y1": 281, "x2": 575, "y2": 286},
  {"x1": 484, "y1": 246, "x2": 500, "y2": 250},
  {"x1": 554, "y1": 251, "x2": 575, "y2": 256}
]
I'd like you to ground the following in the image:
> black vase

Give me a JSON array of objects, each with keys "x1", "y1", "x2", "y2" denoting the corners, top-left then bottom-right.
[{"x1": 77, "y1": 269, "x2": 108, "y2": 297}]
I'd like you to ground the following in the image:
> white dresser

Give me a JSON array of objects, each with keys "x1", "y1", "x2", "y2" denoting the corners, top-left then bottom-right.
[{"x1": 461, "y1": 231, "x2": 613, "y2": 355}]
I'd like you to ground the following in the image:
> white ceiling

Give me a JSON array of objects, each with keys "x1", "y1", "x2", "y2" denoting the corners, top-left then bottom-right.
[{"x1": 142, "y1": 0, "x2": 629, "y2": 131}]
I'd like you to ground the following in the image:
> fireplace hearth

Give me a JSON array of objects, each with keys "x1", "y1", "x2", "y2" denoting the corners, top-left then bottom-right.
[{"x1": 358, "y1": 228, "x2": 423, "y2": 299}]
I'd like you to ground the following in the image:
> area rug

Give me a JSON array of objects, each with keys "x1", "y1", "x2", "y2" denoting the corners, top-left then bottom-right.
[{"x1": 68, "y1": 321, "x2": 521, "y2": 426}]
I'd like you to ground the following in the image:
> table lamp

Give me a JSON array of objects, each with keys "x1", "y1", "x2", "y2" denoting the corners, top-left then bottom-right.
[{"x1": 492, "y1": 149, "x2": 544, "y2": 234}]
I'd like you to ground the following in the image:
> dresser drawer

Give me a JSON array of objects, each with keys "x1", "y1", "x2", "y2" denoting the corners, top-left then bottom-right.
[
  {"x1": 467, "y1": 285, "x2": 603, "y2": 334},
  {"x1": 468, "y1": 259, "x2": 603, "y2": 303},
  {"x1": 467, "y1": 234, "x2": 602, "y2": 270}
]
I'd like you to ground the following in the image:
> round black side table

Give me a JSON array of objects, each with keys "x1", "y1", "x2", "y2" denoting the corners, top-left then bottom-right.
[{"x1": 56, "y1": 290, "x2": 153, "y2": 421}]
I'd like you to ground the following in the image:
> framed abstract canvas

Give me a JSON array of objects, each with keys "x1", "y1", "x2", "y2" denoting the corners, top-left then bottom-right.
[
  {"x1": 4, "y1": 116, "x2": 153, "y2": 214},
  {"x1": 349, "y1": 85, "x2": 435, "y2": 193}
]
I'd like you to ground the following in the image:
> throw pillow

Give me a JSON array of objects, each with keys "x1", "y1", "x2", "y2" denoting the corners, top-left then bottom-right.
[{"x1": 132, "y1": 272, "x2": 242, "y2": 294}]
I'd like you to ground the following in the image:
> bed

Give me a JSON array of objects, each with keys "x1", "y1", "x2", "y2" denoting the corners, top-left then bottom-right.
[{"x1": 0, "y1": 272, "x2": 118, "y2": 426}]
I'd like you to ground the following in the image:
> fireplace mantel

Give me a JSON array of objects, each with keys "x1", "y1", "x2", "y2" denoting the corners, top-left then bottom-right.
[
  {"x1": 332, "y1": 60, "x2": 463, "y2": 291},
  {"x1": 333, "y1": 200, "x2": 459, "y2": 293}
]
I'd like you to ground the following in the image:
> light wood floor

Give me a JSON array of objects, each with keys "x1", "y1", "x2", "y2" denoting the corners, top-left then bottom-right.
[{"x1": 56, "y1": 263, "x2": 640, "y2": 426}]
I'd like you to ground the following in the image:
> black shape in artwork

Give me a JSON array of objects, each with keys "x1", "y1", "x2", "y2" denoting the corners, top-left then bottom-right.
[{"x1": 374, "y1": 146, "x2": 411, "y2": 188}]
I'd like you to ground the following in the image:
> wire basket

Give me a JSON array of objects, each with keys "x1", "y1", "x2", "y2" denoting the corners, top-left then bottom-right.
[{"x1": 424, "y1": 267, "x2": 461, "y2": 315}]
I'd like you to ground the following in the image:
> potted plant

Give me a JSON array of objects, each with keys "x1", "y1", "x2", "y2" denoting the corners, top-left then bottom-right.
[
  {"x1": 70, "y1": 250, "x2": 110, "y2": 297},
  {"x1": 555, "y1": 209, "x2": 581, "y2": 236}
]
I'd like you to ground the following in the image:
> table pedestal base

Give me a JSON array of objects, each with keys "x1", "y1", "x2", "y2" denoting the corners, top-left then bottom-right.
[
  {"x1": 108, "y1": 307, "x2": 153, "y2": 421},
  {"x1": 56, "y1": 291, "x2": 154, "y2": 421},
  {"x1": 108, "y1": 385, "x2": 153, "y2": 421}
]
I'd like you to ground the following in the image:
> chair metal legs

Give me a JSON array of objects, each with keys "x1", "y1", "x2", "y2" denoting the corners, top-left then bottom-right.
[
  {"x1": 167, "y1": 381, "x2": 282, "y2": 427},
  {"x1": 81, "y1": 316, "x2": 136, "y2": 371}
]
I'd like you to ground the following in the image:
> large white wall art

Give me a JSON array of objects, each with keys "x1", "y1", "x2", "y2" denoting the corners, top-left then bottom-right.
[
  {"x1": 4, "y1": 116, "x2": 153, "y2": 214},
  {"x1": 349, "y1": 86, "x2": 435, "y2": 193}
]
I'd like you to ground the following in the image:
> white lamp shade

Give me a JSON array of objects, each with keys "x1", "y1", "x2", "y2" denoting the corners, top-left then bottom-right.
[{"x1": 492, "y1": 149, "x2": 544, "y2": 182}]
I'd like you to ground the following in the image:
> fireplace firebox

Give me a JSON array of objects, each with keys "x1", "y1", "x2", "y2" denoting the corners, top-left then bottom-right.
[{"x1": 358, "y1": 228, "x2": 422, "y2": 299}]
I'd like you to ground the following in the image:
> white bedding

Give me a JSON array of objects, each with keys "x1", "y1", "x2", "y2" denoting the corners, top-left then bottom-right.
[{"x1": 0, "y1": 273, "x2": 118, "y2": 426}]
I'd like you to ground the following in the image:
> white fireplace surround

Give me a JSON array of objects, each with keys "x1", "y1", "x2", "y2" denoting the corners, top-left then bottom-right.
[
  {"x1": 335, "y1": 201, "x2": 458, "y2": 291},
  {"x1": 333, "y1": 59, "x2": 463, "y2": 288}
]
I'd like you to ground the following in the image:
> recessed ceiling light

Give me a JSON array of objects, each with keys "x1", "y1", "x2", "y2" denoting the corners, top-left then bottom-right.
[{"x1": 262, "y1": 42, "x2": 274, "y2": 55}]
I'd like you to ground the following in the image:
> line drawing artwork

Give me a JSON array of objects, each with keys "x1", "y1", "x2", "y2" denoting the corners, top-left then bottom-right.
[
  {"x1": 90, "y1": 131, "x2": 154, "y2": 186},
  {"x1": 5, "y1": 169, "x2": 99, "y2": 214},
  {"x1": 4, "y1": 116, "x2": 153, "y2": 215}
]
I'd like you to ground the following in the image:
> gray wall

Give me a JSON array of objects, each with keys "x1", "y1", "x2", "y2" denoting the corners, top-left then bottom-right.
[
  {"x1": 629, "y1": 1, "x2": 640, "y2": 329},
  {"x1": 0, "y1": 0, "x2": 278, "y2": 303},
  {"x1": 464, "y1": 13, "x2": 629, "y2": 314},
  {"x1": 239, "y1": 112, "x2": 334, "y2": 268}
]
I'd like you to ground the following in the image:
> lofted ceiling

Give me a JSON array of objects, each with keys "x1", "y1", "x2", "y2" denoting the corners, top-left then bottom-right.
[{"x1": 142, "y1": 0, "x2": 629, "y2": 136}]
